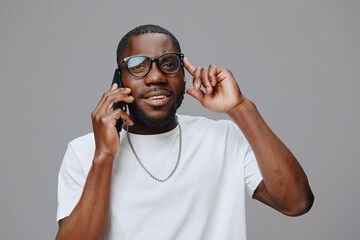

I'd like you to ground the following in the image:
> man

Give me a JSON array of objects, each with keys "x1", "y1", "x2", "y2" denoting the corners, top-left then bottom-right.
[{"x1": 56, "y1": 24, "x2": 314, "y2": 240}]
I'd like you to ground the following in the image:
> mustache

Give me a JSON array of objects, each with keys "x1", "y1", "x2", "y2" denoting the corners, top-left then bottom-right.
[{"x1": 140, "y1": 87, "x2": 173, "y2": 98}]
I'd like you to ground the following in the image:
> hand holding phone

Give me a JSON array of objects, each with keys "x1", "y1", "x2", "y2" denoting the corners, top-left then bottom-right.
[{"x1": 91, "y1": 70, "x2": 133, "y2": 157}]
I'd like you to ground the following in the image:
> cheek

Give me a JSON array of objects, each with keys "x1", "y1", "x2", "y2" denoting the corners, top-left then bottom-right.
[
  {"x1": 121, "y1": 75, "x2": 142, "y2": 96},
  {"x1": 120, "y1": 72, "x2": 131, "y2": 87},
  {"x1": 173, "y1": 75, "x2": 186, "y2": 92}
]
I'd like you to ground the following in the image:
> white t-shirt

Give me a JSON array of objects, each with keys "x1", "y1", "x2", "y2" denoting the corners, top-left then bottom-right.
[{"x1": 57, "y1": 115, "x2": 263, "y2": 240}]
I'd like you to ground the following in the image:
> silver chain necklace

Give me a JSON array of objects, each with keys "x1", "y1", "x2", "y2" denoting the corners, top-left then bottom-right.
[{"x1": 126, "y1": 119, "x2": 182, "y2": 182}]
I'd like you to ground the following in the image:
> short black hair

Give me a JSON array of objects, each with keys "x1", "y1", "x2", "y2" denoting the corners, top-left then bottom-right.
[{"x1": 116, "y1": 24, "x2": 181, "y2": 65}]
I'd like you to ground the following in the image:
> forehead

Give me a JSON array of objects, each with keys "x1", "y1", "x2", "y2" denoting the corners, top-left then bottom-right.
[{"x1": 123, "y1": 33, "x2": 177, "y2": 58}]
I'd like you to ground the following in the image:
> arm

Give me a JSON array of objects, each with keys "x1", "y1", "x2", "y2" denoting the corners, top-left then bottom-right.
[
  {"x1": 56, "y1": 84, "x2": 134, "y2": 240},
  {"x1": 228, "y1": 99, "x2": 313, "y2": 216},
  {"x1": 56, "y1": 154, "x2": 115, "y2": 240},
  {"x1": 183, "y1": 58, "x2": 314, "y2": 216}
]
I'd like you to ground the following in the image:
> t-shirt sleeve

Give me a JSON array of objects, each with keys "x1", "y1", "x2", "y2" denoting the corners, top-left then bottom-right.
[
  {"x1": 243, "y1": 144, "x2": 263, "y2": 197},
  {"x1": 229, "y1": 121, "x2": 263, "y2": 197},
  {"x1": 56, "y1": 143, "x2": 86, "y2": 222}
]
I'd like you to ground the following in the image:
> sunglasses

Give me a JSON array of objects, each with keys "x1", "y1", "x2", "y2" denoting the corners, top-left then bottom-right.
[{"x1": 118, "y1": 52, "x2": 184, "y2": 77}]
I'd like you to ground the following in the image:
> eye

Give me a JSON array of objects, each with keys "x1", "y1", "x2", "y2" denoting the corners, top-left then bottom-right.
[
  {"x1": 129, "y1": 63, "x2": 148, "y2": 73},
  {"x1": 134, "y1": 64, "x2": 145, "y2": 69},
  {"x1": 161, "y1": 61, "x2": 177, "y2": 71},
  {"x1": 162, "y1": 62, "x2": 174, "y2": 68},
  {"x1": 127, "y1": 56, "x2": 150, "y2": 75}
]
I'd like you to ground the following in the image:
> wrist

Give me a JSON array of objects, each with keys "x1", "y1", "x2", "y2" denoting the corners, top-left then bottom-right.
[
  {"x1": 227, "y1": 97, "x2": 256, "y2": 117},
  {"x1": 93, "y1": 151, "x2": 116, "y2": 165},
  {"x1": 227, "y1": 97, "x2": 267, "y2": 138}
]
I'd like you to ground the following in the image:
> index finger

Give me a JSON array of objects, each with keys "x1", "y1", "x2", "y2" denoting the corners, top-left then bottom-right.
[
  {"x1": 110, "y1": 83, "x2": 118, "y2": 91},
  {"x1": 183, "y1": 57, "x2": 197, "y2": 76}
]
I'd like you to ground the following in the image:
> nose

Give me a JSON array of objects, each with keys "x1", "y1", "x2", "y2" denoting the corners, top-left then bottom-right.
[{"x1": 144, "y1": 62, "x2": 167, "y2": 85}]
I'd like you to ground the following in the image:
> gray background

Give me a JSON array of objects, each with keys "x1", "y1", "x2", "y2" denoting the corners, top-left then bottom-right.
[{"x1": 1, "y1": 0, "x2": 359, "y2": 239}]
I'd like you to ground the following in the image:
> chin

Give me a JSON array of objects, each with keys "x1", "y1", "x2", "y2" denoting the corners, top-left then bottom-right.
[
  {"x1": 130, "y1": 84, "x2": 185, "y2": 128},
  {"x1": 132, "y1": 107, "x2": 176, "y2": 128}
]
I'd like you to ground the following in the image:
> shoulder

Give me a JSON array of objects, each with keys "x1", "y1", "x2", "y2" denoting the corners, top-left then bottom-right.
[
  {"x1": 66, "y1": 132, "x2": 95, "y2": 168},
  {"x1": 68, "y1": 132, "x2": 95, "y2": 151}
]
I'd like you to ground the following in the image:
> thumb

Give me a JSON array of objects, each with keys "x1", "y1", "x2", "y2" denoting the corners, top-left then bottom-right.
[{"x1": 186, "y1": 87, "x2": 204, "y2": 103}]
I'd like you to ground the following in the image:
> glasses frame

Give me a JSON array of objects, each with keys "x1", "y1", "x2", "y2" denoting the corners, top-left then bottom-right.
[{"x1": 118, "y1": 52, "x2": 184, "y2": 78}]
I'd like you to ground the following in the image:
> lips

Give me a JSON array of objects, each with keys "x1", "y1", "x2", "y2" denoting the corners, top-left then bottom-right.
[
  {"x1": 149, "y1": 95, "x2": 167, "y2": 100},
  {"x1": 141, "y1": 88, "x2": 173, "y2": 106},
  {"x1": 142, "y1": 88, "x2": 172, "y2": 98}
]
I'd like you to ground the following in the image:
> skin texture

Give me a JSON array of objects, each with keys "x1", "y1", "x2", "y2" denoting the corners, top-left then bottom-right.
[{"x1": 56, "y1": 33, "x2": 314, "y2": 240}]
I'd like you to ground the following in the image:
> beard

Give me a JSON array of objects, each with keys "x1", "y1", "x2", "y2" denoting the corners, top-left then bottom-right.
[{"x1": 128, "y1": 84, "x2": 185, "y2": 128}]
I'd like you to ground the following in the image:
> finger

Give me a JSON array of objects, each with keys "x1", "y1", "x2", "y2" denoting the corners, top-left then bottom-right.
[
  {"x1": 186, "y1": 87, "x2": 204, "y2": 103},
  {"x1": 192, "y1": 67, "x2": 202, "y2": 90},
  {"x1": 110, "y1": 83, "x2": 118, "y2": 91},
  {"x1": 213, "y1": 66, "x2": 228, "y2": 82},
  {"x1": 102, "y1": 90, "x2": 134, "y2": 113},
  {"x1": 183, "y1": 57, "x2": 197, "y2": 76},
  {"x1": 106, "y1": 95, "x2": 134, "y2": 112},
  {"x1": 94, "y1": 88, "x2": 132, "y2": 115},
  {"x1": 208, "y1": 64, "x2": 217, "y2": 87},
  {"x1": 201, "y1": 67, "x2": 213, "y2": 94},
  {"x1": 94, "y1": 87, "x2": 121, "y2": 115},
  {"x1": 101, "y1": 108, "x2": 134, "y2": 127},
  {"x1": 109, "y1": 108, "x2": 134, "y2": 126},
  {"x1": 102, "y1": 87, "x2": 131, "y2": 107}
]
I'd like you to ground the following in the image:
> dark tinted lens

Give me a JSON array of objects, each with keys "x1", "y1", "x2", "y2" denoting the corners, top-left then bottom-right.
[
  {"x1": 158, "y1": 54, "x2": 180, "y2": 74},
  {"x1": 127, "y1": 56, "x2": 150, "y2": 76}
]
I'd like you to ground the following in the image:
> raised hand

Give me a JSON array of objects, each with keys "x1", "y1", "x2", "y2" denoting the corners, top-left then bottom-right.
[
  {"x1": 183, "y1": 57, "x2": 245, "y2": 113},
  {"x1": 91, "y1": 83, "x2": 134, "y2": 157}
]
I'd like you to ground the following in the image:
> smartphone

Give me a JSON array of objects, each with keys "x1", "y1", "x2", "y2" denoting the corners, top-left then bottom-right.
[{"x1": 112, "y1": 69, "x2": 127, "y2": 132}]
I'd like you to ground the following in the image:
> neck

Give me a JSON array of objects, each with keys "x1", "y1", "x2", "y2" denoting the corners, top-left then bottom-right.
[{"x1": 126, "y1": 115, "x2": 178, "y2": 135}]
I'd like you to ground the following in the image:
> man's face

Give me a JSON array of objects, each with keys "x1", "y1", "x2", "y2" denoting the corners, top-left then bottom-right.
[{"x1": 120, "y1": 33, "x2": 185, "y2": 127}]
